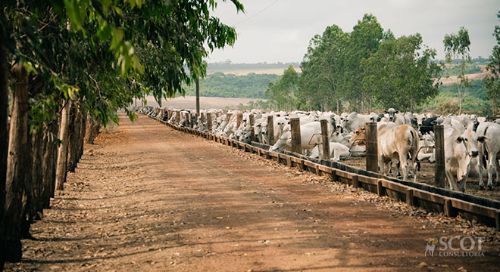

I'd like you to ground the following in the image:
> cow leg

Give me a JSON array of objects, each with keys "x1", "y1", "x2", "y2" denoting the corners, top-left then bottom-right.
[
  {"x1": 487, "y1": 153, "x2": 496, "y2": 190},
  {"x1": 445, "y1": 171, "x2": 453, "y2": 190},
  {"x1": 495, "y1": 155, "x2": 500, "y2": 186},
  {"x1": 478, "y1": 158, "x2": 485, "y2": 189},
  {"x1": 446, "y1": 171, "x2": 459, "y2": 191},
  {"x1": 378, "y1": 156, "x2": 385, "y2": 176},
  {"x1": 477, "y1": 142, "x2": 484, "y2": 189},
  {"x1": 399, "y1": 154, "x2": 408, "y2": 181},
  {"x1": 460, "y1": 177, "x2": 467, "y2": 192},
  {"x1": 487, "y1": 152, "x2": 499, "y2": 190}
]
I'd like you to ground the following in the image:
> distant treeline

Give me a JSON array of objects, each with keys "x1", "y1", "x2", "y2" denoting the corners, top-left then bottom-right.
[
  {"x1": 184, "y1": 72, "x2": 278, "y2": 98},
  {"x1": 207, "y1": 62, "x2": 299, "y2": 73},
  {"x1": 184, "y1": 61, "x2": 491, "y2": 113}
]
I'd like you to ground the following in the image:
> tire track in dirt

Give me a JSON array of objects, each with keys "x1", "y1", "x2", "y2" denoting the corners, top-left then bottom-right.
[{"x1": 5, "y1": 114, "x2": 499, "y2": 271}]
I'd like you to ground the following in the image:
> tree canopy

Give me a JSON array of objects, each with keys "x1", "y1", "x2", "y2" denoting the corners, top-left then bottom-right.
[
  {"x1": 269, "y1": 14, "x2": 442, "y2": 113},
  {"x1": 1, "y1": 0, "x2": 244, "y2": 124},
  {"x1": 484, "y1": 11, "x2": 500, "y2": 116},
  {"x1": 443, "y1": 27, "x2": 471, "y2": 114}
]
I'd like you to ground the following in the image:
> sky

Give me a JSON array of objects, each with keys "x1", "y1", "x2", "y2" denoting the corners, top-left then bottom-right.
[{"x1": 207, "y1": 0, "x2": 499, "y2": 63}]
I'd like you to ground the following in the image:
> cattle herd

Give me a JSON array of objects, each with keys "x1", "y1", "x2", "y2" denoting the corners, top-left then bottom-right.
[{"x1": 137, "y1": 106, "x2": 500, "y2": 194}]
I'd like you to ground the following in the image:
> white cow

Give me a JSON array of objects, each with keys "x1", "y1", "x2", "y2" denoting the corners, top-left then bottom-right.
[
  {"x1": 309, "y1": 142, "x2": 350, "y2": 161},
  {"x1": 476, "y1": 122, "x2": 500, "y2": 190},
  {"x1": 269, "y1": 121, "x2": 326, "y2": 154},
  {"x1": 341, "y1": 112, "x2": 373, "y2": 133},
  {"x1": 378, "y1": 122, "x2": 419, "y2": 181},
  {"x1": 443, "y1": 122, "x2": 479, "y2": 192}
]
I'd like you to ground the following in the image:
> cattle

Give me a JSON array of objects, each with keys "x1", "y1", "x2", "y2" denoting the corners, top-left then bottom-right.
[
  {"x1": 377, "y1": 123, "x2": 419, "y2": 181},
  {"x1": 341, "y1": 112, "x2": 373, "y2": 132},
  {"x1": 476, "y1": 122, "x2": 500, "y2": 190},
  {"x1": 385, "y1": 108, "x2": 413, "y2": 125},
  {"x1": 417, "y1": 132, "x2": 435, "y2": 163},
  {"x1": 309, "y1": 142, "x2": 350, "y2": 161},
  {"x1": 269, "y1": 121, "x2": 327, "y2": 154},
  {"x1": 442, "y1": 122, "x2": 479, "y2": 192},
  {"x1": 417, "y1": 116, "x2": 438, "y2": 135}
]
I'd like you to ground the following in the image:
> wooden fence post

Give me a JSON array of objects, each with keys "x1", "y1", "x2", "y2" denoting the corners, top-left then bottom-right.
[
  {"x1": 434, "y1": 124, "x2": 445, "y2": 188},
  {"x1": 267, "y1": 115, "x2": 274, "y2": 145},
  {"x1": 290, "y1": 118, "x2": 301, "y2": 154},
  {"x1": 366, "y1": 122, "x2": 378, "y2": 173},
  {"x1": 320, "y1": 119, "x2": 330, "y2": 160}
]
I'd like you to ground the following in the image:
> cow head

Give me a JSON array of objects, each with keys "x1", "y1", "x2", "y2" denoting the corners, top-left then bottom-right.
[
  {"x1": 385, "y1": 108, "x2": 398, "y2": 122},
  {"x1": 351, "y1": 127, "x2": 366, "y2": 146},
  {"x1": 240, "y1": 130, "x2": 253, "y2": 144},
  {"x1": 269, "y1": 131, "x2": 291, "y2": 152}
]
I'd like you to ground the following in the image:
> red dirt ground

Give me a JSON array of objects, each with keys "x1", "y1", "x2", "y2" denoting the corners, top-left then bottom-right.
[{"x1": 5, "y1": 114, "x2": 500, "y2": 271}]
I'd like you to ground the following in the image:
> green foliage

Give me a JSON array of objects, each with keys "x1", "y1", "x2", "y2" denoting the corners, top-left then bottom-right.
[
  {"x1": 362, "y1": 34, "x2": 442, "y2": 111},
  {"x1": 269, "y1": 14, "x2": 440, "y2": 113},
  {"x1": 1, "y1": 0, "x2": 244, "y2": 130},
  {"x1": 265, "y1": 66, "x2": 301, "y2": 110},
  {"x1": 418, "y1": 84, "x2": 490, "y2": 115},
  {"x1": 441, "y1": 63, "x2": 481, "y2": 77},
  {"x1": 443, "y1": 27, "x2": 472, "y2": 114},
  {"x1": 184, "y1": 72, "x2": 279, "y2": 98},
  {"x1": 299, "y1": 25, "x2": 350, "y2": 111},
  {"x1": 207, "y1": 62, "x2": 300, "y2": 73},
  {"x1": 484, "y1": 10, "x2": 500, "y2": 115},
  {"x1": 440, "y1": 80, "x2": 488, "y2": 100}
]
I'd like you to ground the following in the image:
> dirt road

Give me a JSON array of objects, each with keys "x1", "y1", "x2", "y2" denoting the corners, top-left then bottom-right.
[{"x1": 6, "y1": 114, "x2": 499, "y2": 271}]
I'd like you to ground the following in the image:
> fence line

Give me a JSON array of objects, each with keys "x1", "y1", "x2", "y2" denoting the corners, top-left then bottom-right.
[{"x1": 145, "y1": 113, "x2": 500, "y2": 230}]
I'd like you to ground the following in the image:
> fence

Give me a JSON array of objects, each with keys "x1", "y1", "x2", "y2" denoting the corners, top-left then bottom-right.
[{"x1": 145, "y1": 110, "x2": 500, "y2": 230}]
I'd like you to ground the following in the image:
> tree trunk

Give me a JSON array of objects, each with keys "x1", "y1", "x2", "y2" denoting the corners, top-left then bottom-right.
[
  {"x1": 67, "y1": 104, "x2": 78, "y2": 172},
  {"x1": 1, "y1": 64, "x2": 30, "y2": 262},
  {"x1": 0, "y1": 39, "x2": 9, "y2": 244},
  {"x1": 30, "y1": 128, "x2": 44, "y2": 220},
  {"x1": 78, "y1": 111, "x2": 86, "y2": 159},
  {"x1": 41, "y1": 125, "x2": 54, "y2": 208},
  {"x1": 84, "y1": 114, "x2": 100, "y2": 144},
  {"x1": 47, "y1": 120, "x2": 59, "y2": 201},
  {"x1": 55, "y1": 100, "x2": 71, "y2": 191}
]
